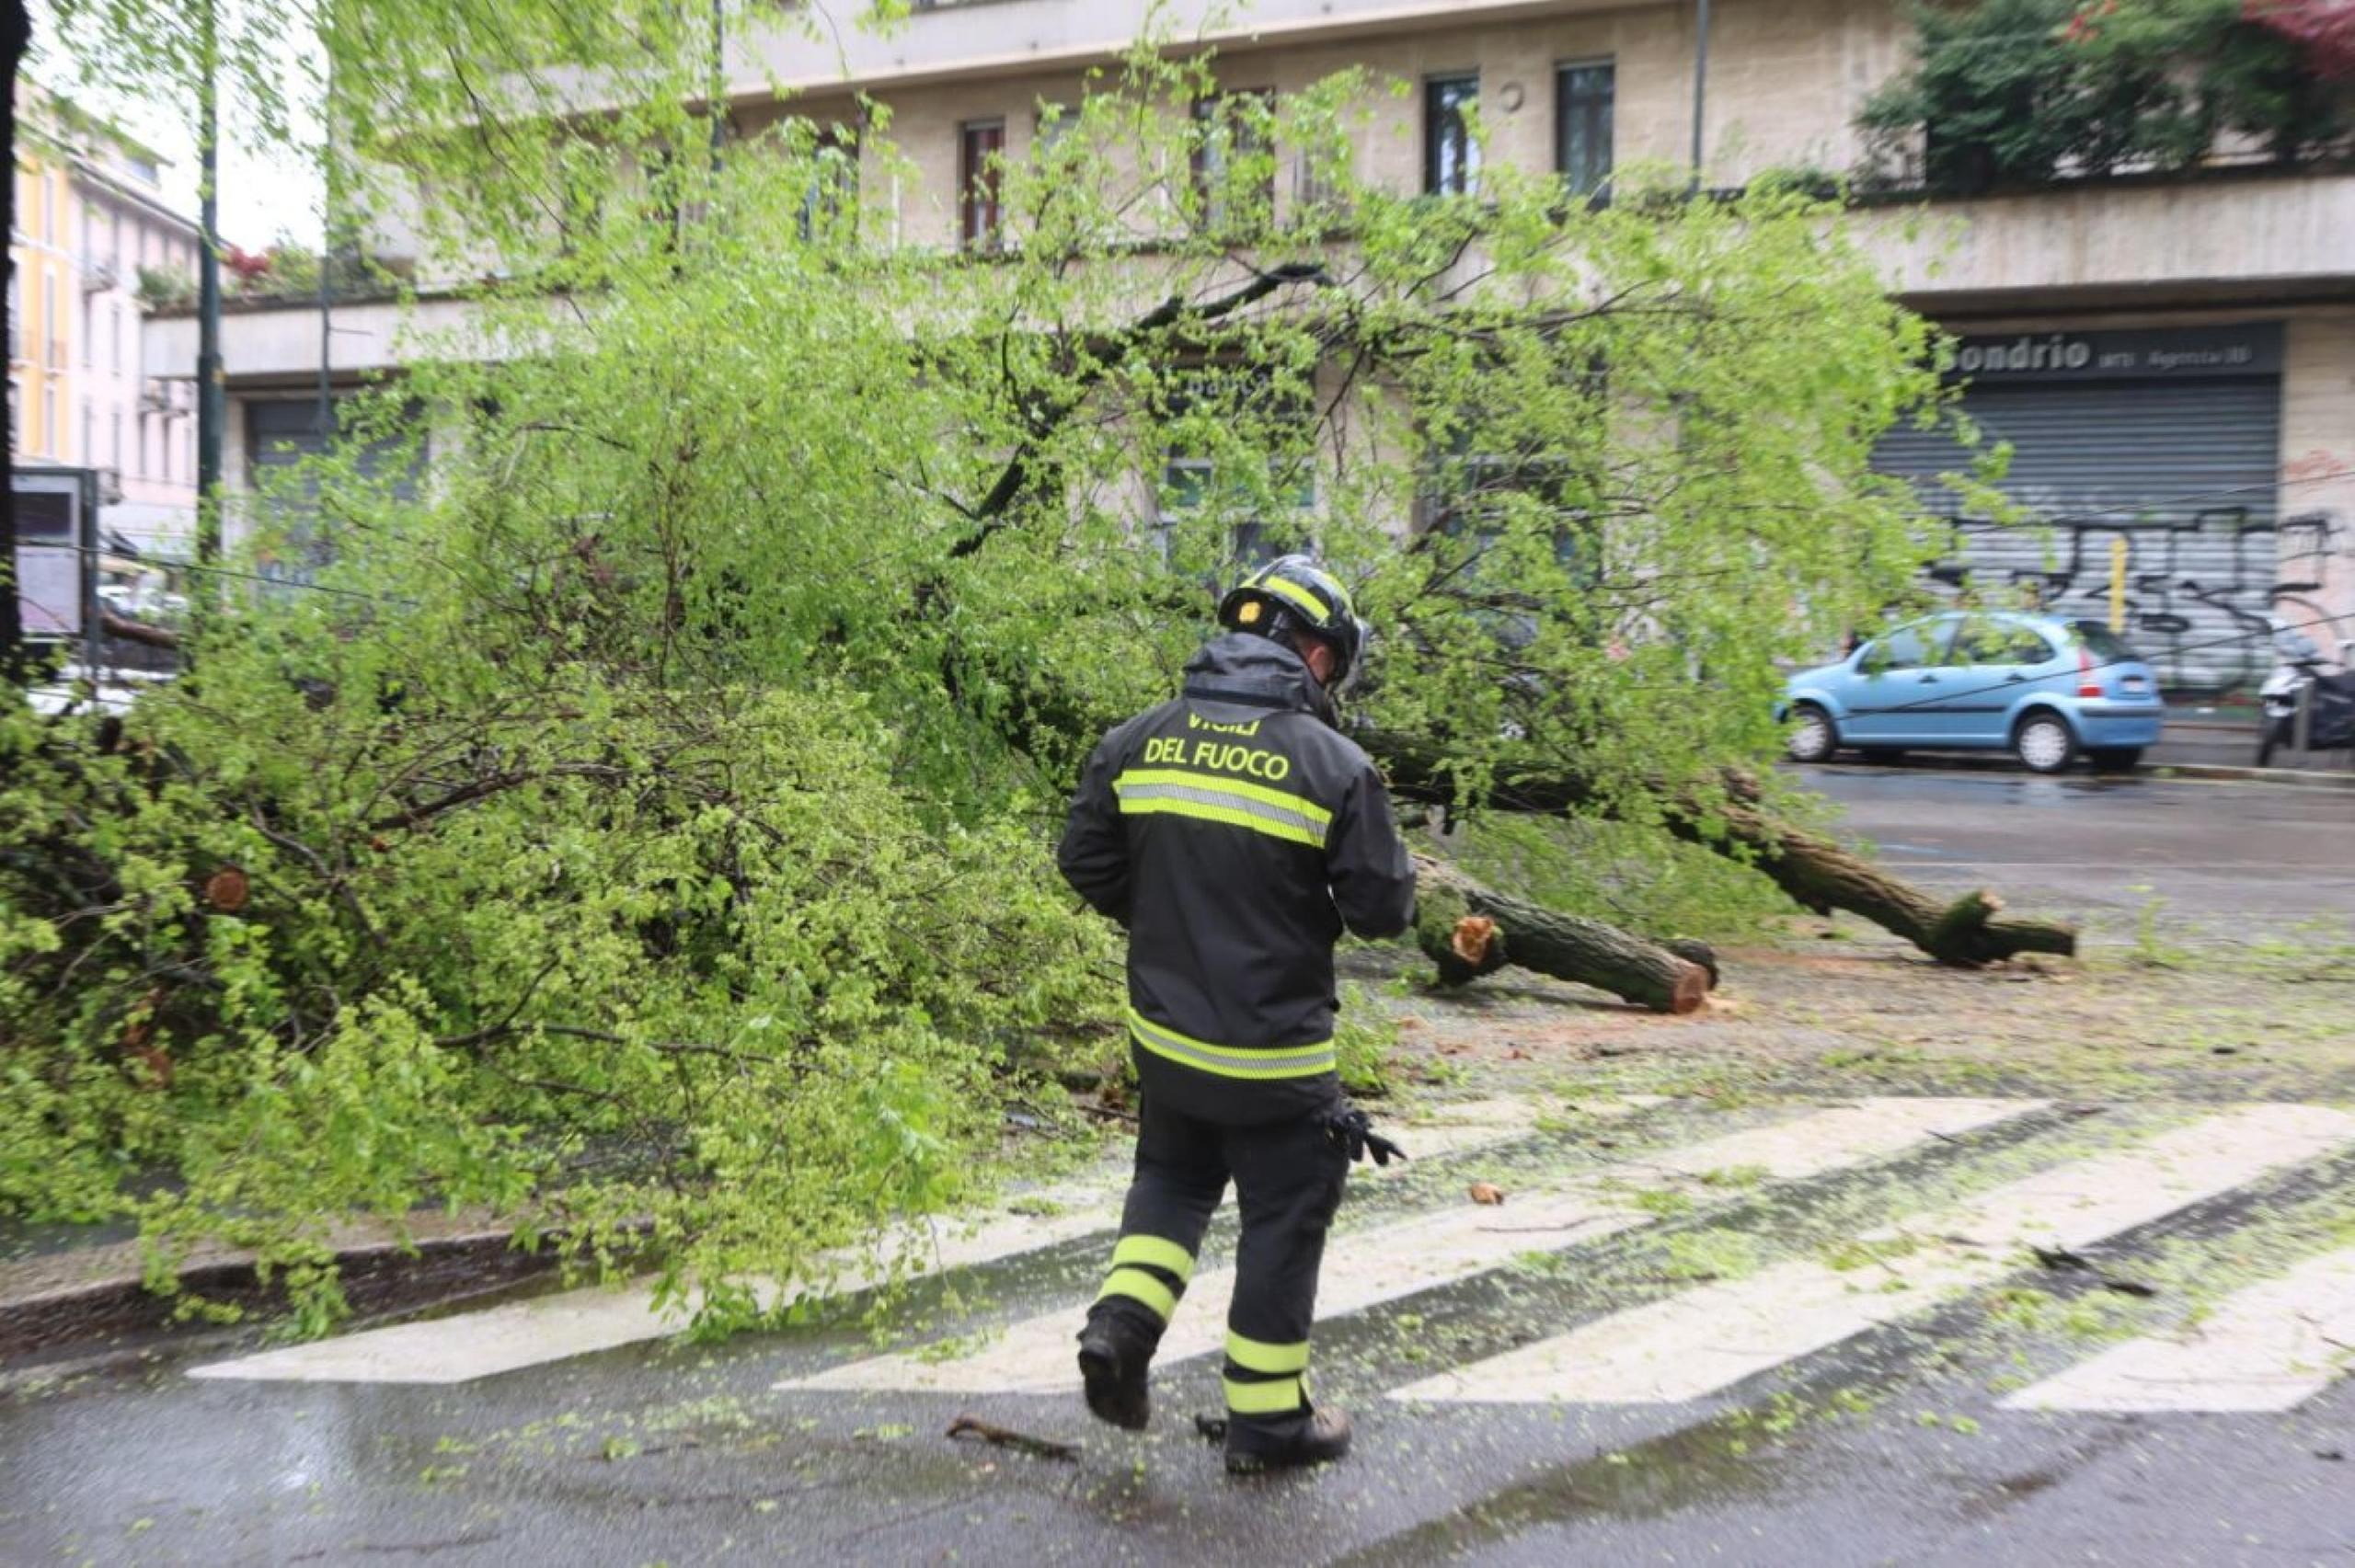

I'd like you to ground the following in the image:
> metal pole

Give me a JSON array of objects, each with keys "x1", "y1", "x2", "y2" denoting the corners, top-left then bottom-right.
[
  {"x1": 709, "y1": 0, "x2": 726, "y2": 173},
  {"x1": 317, "y1": 70, "x2": 333, "y2": 447},
  {"x1": 194, "y1": 0, "x2": 224, "y2": 600},
  {"x1": 1690, "y1": 0, "x2": 1711, "y2": 190}
]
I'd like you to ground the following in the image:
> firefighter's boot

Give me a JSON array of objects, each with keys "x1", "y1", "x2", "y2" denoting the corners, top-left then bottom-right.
[
  {"x1": 1223, "y1": 1405, "x2": 1352, "y2": 1475},
  {"x1": 1075, "y1": 1306, "x2": 1156, "y2": 1431}
]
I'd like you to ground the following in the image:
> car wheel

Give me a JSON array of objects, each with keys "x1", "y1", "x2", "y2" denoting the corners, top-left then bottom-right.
[
  {"x1": 1786, "y1": 704, "x2": 1838, "y2": 763},
  {"x1": 2086, "y1": 748, "x2": 2142, "y2": 773},
  {"x1": 2013, "y1": 712, "x2": 2078, "y2": 774}
]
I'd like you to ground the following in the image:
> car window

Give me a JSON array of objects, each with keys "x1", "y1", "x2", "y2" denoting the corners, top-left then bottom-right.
[
  {"x1": 1952, "y1": 617, "x2": 2054, "y2": 667},
  {"x1": 1859, "y1": 620, "x2": 1948, "y2": 672},
  {"x1": 2068, "y1": 622, "x2": 2141, "y2": 663}
]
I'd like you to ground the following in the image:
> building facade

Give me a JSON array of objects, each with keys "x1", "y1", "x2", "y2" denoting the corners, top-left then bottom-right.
[
  {"x1": 152, "y1": 0, "x2": 2355, "y2": 692},
  {"x1": 11, "y1": 82, "x2": 202, "y2": 559}
]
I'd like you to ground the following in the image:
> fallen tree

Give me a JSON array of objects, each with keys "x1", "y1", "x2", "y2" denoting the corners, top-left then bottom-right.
[
  {"x1": 1375, "y1": 739, "x2": 2075, "y2": 967},
  {"x1": 2, "y1": 46, "x2": 2063, "y2": 1342},
  {"x1": 1410, "y1": 853, "x2": 1713, "y2": 1013}
]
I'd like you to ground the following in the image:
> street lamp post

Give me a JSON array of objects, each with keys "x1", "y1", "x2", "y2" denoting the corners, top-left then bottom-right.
[
  {"x1": 1691, "y1": 0, "x2": 1711, "y2": 189},
  {"x1": 194, "y1": 0, "x2": 224, "y2": 607}
]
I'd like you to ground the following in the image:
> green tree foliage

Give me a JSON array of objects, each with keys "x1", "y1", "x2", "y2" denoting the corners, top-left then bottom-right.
[
  {"x1": 1859, "y1": 0, "x2": 2355, "y2": 193},
  {"x1": 5, "y1": 40, "x2": 1953, "y2": 1332}
]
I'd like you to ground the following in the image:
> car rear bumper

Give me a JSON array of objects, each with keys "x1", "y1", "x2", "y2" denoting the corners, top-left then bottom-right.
[{"x1": 2072, "y1": 704, "x2": 2165, "y2": 746}]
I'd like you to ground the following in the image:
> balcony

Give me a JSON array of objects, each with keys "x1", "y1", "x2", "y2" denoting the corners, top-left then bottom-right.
[
  {"x1": 143, "y1": 291, "x2": 501, "y2": 385},
  {"x1": 80, "y1": 257, "x2": 121, "y2": 293},
  {"x1": 741, "y1": 0, "x2": 1636, "y2": 95},
  {"x1": 1863, "y1": 167, "x2": 2355, "y2": 311}
]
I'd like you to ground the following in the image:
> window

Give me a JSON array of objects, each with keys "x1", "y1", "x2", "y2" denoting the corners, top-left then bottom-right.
[
  {"x1": 1953, "y1": 617, "x2": 2053, "y2": 667},
  {"x1": 47, "y1": 285, "x2": 61, "y2": 366},
  {"x1": 135, "y1": 411, "x2": 147, "y2": 477},
  {"x1": 1191, "y1": 91, "x2": 1273, "y2": 233},
  {"x1": 82, "y1": 398, "x2": 93, "y2": 463},
  {"x1": 1860, "y1": 620, "x2": 1952, "y2": 673},
  {"x1": 1034, "y1": 101, "x2": 1074, "y2": 161},
  {"x1": 114, "y1": 304, "x2": 126, "y2": 372},
  {"x1": 6, "y1": 273, "x2": 17, "y2": 361},
  {"x1": 798, "y1": 126, "x2": 858, "y2": 241},
  {"x1": 1155, "y1": 366, "x2": 1316, "y2": 555},
  {"x1": 42, "y1": 384, "x2": 56, "y2": 454},
  {"x1": 2068, "y1": 622, "x2": 2139, "y2": 663},
  {"x1": 959, "y1": 120, "x2": 1005, "y2": 251},
  {"x1": 1425, "y1": 74, "x2": 1480, "y2": 195},
  {"x1": 6, "y1": 383, "x2": 17, "y2": 455},
  {"x1": 1556, "y1": 61, "x2": 1614, "y2": 200},
  {"x1": 81, "y1": 292, "x2": 93, "y2": 366},
  {"x1": 111, "y1": 410, "x2": 122, "y2": 470}
]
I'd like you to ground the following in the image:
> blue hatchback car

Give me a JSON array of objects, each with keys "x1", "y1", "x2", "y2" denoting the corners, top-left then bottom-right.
[{"x1": 1778, "y1": 611, "x2": 2166, "y2": 773}]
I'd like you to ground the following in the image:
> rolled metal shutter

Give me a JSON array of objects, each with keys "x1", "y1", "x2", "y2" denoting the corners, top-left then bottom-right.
[{"x1": 1876, "y1": 378, "x2": 2282, "y2": 692}]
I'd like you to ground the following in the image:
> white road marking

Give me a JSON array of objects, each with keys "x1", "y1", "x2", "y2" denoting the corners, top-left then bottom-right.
[
  {"x1": 2001, "y1": 1244, "x2": 2355, "y2": 1413},
  {"x1": 780, "y1": 1097, "x2": 2036, "y2": 1397},
  {"x1": 187, "y1": 1094, "x2": 1573, "y2": 1385},
  {"x1": 1396, "y1": 1103, "x2": 2355, "y2": 1407}
]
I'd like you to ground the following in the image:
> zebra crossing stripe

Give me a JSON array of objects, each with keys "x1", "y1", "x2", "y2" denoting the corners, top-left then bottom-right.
[
  {"x1": 777, "y1": 1097, "x2": 2036, "y2": 1397},
  {"x1": 185, "y1": 1094, "x2": 1570, "y2": 1386},
  {"x1": 1393, "y1": 1102, "x2": 2355, "y2": 1408},
  {"x1": 2000, "y1": 1244, "x2": 2355, "y2": 1413}
]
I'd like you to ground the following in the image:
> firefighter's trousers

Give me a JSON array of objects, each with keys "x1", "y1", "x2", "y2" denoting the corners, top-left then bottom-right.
[{"x1": 1089, "y1": 1091, "x2": 1350, "y2": 1436}]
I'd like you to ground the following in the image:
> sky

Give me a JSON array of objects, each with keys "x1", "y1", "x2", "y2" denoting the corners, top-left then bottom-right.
[{"x1": 25, "y1": 0, "x2": 327, "y2": 251}]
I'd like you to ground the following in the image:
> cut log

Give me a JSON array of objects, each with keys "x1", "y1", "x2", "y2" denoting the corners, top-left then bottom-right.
[
  {"x1": 1372, "y1": 738, "x2": 2075, "y2": 967},
  {"x1": 1412, "y1": 854, "x2": 1710, "y2": 1014}
]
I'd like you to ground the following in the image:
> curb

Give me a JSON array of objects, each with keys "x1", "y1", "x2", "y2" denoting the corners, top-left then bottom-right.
[
  {"x1": 2144, "y1": 761, "x2": 2355, "y2": 791},
  {"x1": 0, "y1": 1228, "x2": 552, "y2": 1366},
  {"x1": 1801, "y1": 755, "x2": 2355, "y2": 789}
]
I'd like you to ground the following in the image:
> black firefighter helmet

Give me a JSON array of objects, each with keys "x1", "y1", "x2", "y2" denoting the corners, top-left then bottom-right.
[{"x1": 1215, "y1": 554, "x2": 1372, "y2": 693}]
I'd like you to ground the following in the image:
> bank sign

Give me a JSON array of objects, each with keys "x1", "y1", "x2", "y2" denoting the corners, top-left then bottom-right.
[{"x1": 1950, "y1": 322, "x2": 2281, "y2": 382}]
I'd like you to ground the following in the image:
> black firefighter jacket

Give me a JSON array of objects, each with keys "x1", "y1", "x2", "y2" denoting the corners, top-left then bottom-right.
[{"x1": 1057, "y1": 633, "x2": 1418, "y2": 1125}]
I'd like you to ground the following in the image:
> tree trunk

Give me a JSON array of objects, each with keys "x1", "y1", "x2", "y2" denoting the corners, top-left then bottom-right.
[
  {"x1": 1373, "y1": 738, "x2": 2076, "y2": 966},
  {"x1": 1411, "y1": 854, "x2": 1712, "y2": 1014}
]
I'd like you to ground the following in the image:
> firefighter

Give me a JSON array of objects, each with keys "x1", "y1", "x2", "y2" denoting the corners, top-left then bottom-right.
[{"x1": 1056, "y1": 554, "x2": 1417, "y2": 1474}]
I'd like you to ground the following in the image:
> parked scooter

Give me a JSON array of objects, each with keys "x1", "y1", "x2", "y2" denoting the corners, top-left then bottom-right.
[{"x1": 2256, "y1": 617, "x2": 2355, "y2": 767}]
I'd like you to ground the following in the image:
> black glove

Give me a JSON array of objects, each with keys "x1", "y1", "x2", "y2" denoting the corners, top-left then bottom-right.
[{"x1": 1325, "y1": 1107, "x2": 1407, "y2": 1167}]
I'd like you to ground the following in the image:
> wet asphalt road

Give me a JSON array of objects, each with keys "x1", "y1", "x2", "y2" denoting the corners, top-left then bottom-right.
[
  {"x1": 4, "y1": 769, "x2": 2353, "y2": 1568},
  {"x1": 1800, "y1": 763, "x2": 2355, "y2": 924}
]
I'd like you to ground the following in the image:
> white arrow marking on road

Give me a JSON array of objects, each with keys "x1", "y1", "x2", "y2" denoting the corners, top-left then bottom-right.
[
  {"x1": 186, "y1": 1095, "x2": 1578, "y2": 1385},
  {"x1": 1395, "y1": 1103, "x2": 2355, "y2": 1407},
  {"x1": 779, "y1": 1097, "x2": 2037, "y2": 1397},
  {"x1": 2000, "y1": 1244, "x2": 2355, "y2": 1413}
]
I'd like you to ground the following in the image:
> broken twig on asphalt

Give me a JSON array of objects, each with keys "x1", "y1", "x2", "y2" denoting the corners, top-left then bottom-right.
[{"x1": 946, "y1": 1414, "x2": 1079, "y2": 1462}]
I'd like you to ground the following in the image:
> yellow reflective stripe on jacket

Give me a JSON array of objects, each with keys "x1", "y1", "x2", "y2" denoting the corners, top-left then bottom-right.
[
  {"x1": 1097, "y1": 1266, "x2": 1178, "y2": 1322},
  {"x1": 1223, "y1": 1374, "x2": 1307, "y2": 1415},
  {"x1": 1111, "y1": 771, "x2": 1328, "y2": 851},
  {"x1": 1126, "y1": 1009, "x2": 1336, "y2": 1081},
  {"x1": 1119, "y1": 794, "x2": 1324, "y2": 850},
  {"x1": 1115, "y1": 769, "x2": 1333, "y2": 828},
  {"x1": 1225, "y1": 1331, "x2": 1311, "y2": 1375},
  {"x1": 1111, "y1": 1234, "x2": 1196, "y2": 1285}
]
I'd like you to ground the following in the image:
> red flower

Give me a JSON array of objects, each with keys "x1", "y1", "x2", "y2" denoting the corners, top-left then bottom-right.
[{"x1": 223, "y1": 246, "x2": 273, "y2": 281}]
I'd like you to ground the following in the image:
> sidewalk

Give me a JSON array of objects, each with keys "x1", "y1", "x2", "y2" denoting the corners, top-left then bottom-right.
[{"x1": 2152, "y1": 700, "x2": 2353, "y2": 776}]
